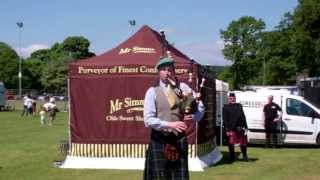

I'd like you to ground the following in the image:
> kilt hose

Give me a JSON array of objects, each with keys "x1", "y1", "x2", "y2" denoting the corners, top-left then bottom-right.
[{"x1": 144, "y1": 130, "x2": 189, "y2": 180}]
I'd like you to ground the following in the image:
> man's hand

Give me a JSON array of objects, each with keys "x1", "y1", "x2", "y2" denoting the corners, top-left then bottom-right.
[
  {"x1": 195, "y1": 92, "x2": 201, "y2": 101},
  {"x1": 273, "y1": 118, "x2": 280, "y2": 122},
  {"x1": 168, "y1": 121, "x2": 187, "y2": 132},
  {"x1": 244, "y1": 129, "x2": 249, "y2": 135}
]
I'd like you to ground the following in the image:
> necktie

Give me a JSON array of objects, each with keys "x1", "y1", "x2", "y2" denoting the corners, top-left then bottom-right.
[{"x1": 167, "y1": 84, "x2": 178, "y2": 109}]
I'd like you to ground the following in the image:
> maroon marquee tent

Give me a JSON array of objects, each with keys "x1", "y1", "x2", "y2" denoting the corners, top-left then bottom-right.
[{"x1": 66, "y1": 25, "x2": 218, "y2": 166}]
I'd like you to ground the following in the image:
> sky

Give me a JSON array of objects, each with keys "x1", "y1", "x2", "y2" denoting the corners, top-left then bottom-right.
[{"x1": 1, "y1": 0, "x2": 298, "y2": 66}]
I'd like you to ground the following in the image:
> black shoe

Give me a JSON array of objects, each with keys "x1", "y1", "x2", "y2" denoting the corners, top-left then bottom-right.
[
  {"x1": 243, "y1": 156, "x2": 248, "y2": 161},
  {"x1": 229, "y1": 155, "x2": 235, "y2": 162}
]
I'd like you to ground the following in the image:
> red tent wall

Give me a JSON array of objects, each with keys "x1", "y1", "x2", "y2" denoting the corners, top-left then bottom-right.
[{"x1": 67, "y1": 25, "x2": 215, "y2": 158}]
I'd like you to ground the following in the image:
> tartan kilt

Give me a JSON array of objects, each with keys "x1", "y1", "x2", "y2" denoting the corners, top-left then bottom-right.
[
  {"x1": 228, "y1": 130, "x2": 248, "y2": 145},
  {"x1": 144, "y1": 130, "x2": 189, "y2": 180}
]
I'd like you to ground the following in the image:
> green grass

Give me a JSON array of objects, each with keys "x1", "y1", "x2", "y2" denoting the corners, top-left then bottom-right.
[
  {"x1": 6, "y1": 100, "x2": 68, "y2": 112},
  {"x1": 1, "y1": 110, "x2": 320, "y2": 180}
]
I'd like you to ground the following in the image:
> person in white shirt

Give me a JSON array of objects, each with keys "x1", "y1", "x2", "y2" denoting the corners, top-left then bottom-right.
[
  {"x1": 21, "y1": 95, "x2": 30, "y2": 116},
  {"x1": 26, "y1": 97, "x2": 34, "y2": 115},
  {"x1": 40, "y1": 97, "x2": 58, "y2": 126}
]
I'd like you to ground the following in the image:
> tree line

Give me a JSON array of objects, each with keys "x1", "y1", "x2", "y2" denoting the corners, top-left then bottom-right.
[
  {"x1": 218, "y1": 0, "x2": 320, "y2": 89},
  {"x1": 0, "y1": 36, "x2": 95, "y2": 94}
]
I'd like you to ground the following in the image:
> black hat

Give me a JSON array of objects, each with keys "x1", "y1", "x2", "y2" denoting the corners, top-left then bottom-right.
[{"x1": 229, "y1": 92, "x2": 235, "y2": 97}]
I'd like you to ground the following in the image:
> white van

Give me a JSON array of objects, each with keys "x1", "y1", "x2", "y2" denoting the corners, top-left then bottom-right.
[{"x1": 225, "y1": 89, "x2": 320, "y2": 145}]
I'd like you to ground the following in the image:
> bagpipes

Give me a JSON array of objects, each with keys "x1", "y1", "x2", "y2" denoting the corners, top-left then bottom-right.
[
  {"x1": 164, "y1": 76, "x2": 205, "y2": 162},
  {"x1": 167, "y1": 76, "x2": 205, "y2": 115}
]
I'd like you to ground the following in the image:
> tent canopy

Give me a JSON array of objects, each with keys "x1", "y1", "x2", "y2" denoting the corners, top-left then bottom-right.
[
  {"x1": 71, "y1": 25, "x2": 197, "y2": 68},
  {"x1": 68, "y1": 25, "x2": 201, "y2": 145}
]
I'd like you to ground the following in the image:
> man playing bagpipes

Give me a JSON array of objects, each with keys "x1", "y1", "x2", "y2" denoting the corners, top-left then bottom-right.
[{"x1": 143, "y1": 56, "x2": 205, "y2": 180}]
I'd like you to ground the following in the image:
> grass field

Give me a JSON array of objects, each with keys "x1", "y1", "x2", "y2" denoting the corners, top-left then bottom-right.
[{"x1": 1, "y1": 107, "x2": 320, "y2": 180}]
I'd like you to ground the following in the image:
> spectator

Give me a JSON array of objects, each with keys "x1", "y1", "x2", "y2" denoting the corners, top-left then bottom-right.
[
  {"x1": 32, "y1": 96, "x2": 37, "y2": 116},
  {"x1": 223, "y1": 93, "x2": 249, "y2": 162},
  {"x1": 21, "y1": 94, "x2": 29, "y2": 116},
  {"x1": 45, "y1": 97, "x2": 58, "y2": 126},
  {"x1": 263, "y1": 95, "x2": 282, "y2": 148}
]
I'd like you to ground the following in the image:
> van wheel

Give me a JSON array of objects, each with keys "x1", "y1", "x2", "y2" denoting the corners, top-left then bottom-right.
[{"x1": 317, "y1": 134, "x2": 320, "y2": 147}]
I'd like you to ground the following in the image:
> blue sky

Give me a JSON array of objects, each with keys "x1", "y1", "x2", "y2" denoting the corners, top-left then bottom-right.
[{"x1": 1, "y1": 0, "x2": 298, "y2": 65}]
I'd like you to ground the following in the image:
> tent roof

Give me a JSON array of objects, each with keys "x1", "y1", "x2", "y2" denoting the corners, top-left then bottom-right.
[{"x1": 72, "y1": 25, "x2": 198, "y2": 67}]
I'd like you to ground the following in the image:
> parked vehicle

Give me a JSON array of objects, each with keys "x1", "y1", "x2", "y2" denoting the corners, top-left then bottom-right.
[
  {"x1": 217, "y1": 89, "x2": 320, "y2": 145},
  {"x1": 298, "y1": 76, "x2": 320, "y2": 108}
]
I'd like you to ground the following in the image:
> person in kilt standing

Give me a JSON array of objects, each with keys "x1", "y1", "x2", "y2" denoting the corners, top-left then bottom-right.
[
  {"x1": 143, "y1": 57, "x2": 205, "y2": 180},
  {"x1": 223, "y1": 93, "x2": 249, "y2": 162}
]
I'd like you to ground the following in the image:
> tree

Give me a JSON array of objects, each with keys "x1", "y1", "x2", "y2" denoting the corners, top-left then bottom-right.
[
  {"x1": 256, "y1": 13, "x2": 297, "y2": 85},
  {"x1": 0, "y1": 42, "x2": 19, "y2": 89},
  {"x1": 1, "y1": 35, "x2": 96, "y2": 93},
  {"x1": 220, "y1": 16, "x2": 266, "y2": 89},
  {"x1": 35, "y1": 36, "x2": 96, "y2": 94},
  {"x1": 216, "y1": 66, "x2": 234, "y2": 85},
  {"x1": 292, "y1": 0, "x2": 320, "y2": 76},
  {"x1": 22, "y1": 58, "x2": 45, "y2": 90},
  {"x1": 40, "y1": 52, "x2": 70, "y2": 94},
  {"x1": 62, "y1": 36, "x2": 95, "y2": 60},
  {"x1": 30, "y1": 49, "x2": 51, "y2": 62}
]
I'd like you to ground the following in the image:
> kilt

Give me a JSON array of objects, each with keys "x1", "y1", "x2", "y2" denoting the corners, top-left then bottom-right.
[
  {"x1": 144, "y1": 130, "x2": 189, "y2": 180},
  {"x1": 227, "y1": 130, "x2": 248, "y2": 145}
]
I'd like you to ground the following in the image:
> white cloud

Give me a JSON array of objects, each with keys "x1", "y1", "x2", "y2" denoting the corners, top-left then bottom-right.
[
  {"x1": 159, "y1": 27, "x2": 176, "y2": 34},
  {"x1": 15, "y1": 44, "x2": 49, "y2": 58},
  {"x1": 176, "y1": 39, "x2": 231, "y2": 66}
]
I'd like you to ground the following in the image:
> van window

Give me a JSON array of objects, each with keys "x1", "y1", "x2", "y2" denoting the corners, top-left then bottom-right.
[{"x1": 286, "y1": 98, "x2": 313, "y2": 117}]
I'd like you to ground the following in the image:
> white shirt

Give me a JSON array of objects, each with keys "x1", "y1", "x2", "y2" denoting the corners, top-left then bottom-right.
[
  {"x1": 23, "y1": 96, "x2": 29, "y2": 106},
  {"x1": 26, "y1": 98, "x2": 34, "y2": 109},
  {"x1": 43, "y1": 102, "x2": 56, "y2": 111}
]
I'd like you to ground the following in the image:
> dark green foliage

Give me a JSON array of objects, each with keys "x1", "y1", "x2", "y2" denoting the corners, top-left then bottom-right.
[
  {"x1": 0, "y1": 36, "x2": 95, "y2": 93},
  {"x1": 40, "y1": 52, "x2": 70, "y2": 94},
  {"x1": 219, "y1": 0, "x2": 320, "y2": 89},
  {"x1": 292, "y1": 0, "x2": 320, "y2": 76},
  {"x1": 62, "y1": 36, "x2": 95, "y2": 60},
  {"x1": 30, "y1": 49, "x2": 51, "y2": 62},
  {"x1": 220, "y1": 16, "x2": 266, "y2": 89},
  {"x1": 22, "y1": 59, "x2": 45, "y2": 90},
  {"x1": 0, "y1": 42, "x2": 19, "y2": 88}
]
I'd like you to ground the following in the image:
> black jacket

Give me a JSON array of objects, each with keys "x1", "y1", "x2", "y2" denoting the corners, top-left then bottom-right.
[
  {"x1": 223, "y1": 103, "x2": 248, "y2": 131},
  {"x1": 263, "y1": 102, "x2": 281, "y2": 122}
]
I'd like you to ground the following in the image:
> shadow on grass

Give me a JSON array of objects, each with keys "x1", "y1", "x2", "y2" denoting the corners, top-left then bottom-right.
[
  {"x1": 50, "y1": 122, "x2": 65, "y2": 126},
  {"x1": 248, "y1": 144, "x2": 320, "y2": 149},
  {"x1": 214, "y1": 151, "x2": 259, "y2": 166}
]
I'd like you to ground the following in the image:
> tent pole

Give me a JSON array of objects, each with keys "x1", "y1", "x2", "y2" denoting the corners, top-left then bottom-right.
[
  {"x1": 220, "y1": 91, "x2": 223, "y2": 147},
  {"x1": 67, "y1": 78, "x2": 71, "y2": 152}
]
